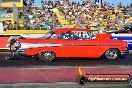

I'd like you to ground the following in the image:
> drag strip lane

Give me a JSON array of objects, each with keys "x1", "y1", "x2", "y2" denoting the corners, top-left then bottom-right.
[{"x1": 0, "y1": 52, "x2": 131, "y2": 68}]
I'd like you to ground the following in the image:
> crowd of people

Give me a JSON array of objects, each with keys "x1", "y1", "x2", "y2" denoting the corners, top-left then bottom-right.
[
  {"x1": 57, "y1": 0, "x2": 132, "y2": 30},
  {"x1": 18, "y1": 0, "x2": 61, "y2": 30},
  {"x1": 21, "y1": 0, "x2": 132, "y2": 30},
  {"x1": 1, "y1": 0, "x2": 132, "y2": 31},
  {"x1": 0, "y1": 8, "x2": 13, "y2": 30}
]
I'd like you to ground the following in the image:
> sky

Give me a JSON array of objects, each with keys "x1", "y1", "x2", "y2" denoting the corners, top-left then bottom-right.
[{"x1": 34, "y1": 0, "x2": 132, "y2": 6}]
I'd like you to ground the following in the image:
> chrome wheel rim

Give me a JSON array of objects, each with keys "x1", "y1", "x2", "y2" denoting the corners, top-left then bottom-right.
[
  {"x1": 107, "y1": 50, "x2": 117, "y2": 59},
  {"x1": 42, "y1": 51, "x2": 54, "y2": 60}
]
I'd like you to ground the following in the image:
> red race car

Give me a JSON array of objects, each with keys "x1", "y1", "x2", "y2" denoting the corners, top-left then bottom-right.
[{"x1": 8, "y1": 28, "x2": 128, "y2": 62}]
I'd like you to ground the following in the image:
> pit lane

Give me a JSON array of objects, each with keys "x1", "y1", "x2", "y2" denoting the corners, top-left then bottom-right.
[{"x1": 0, "y1": 52, "x2": 132, "y2": 68}]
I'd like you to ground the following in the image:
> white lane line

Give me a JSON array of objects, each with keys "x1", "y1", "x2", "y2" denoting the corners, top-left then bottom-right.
[{"x1": 0, "y1": 65, "x2": 131, "y2": 70}]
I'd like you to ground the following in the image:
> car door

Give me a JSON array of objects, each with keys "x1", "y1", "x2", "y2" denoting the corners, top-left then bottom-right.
[
  {"x1": 51, "y1": 31, "x2": 75, "y2": 57},
  {"x1": 70, "y1": 39, "x2": 100, "y2": 58},
  {"x1": 57, "y1": 31, "x2": 99, "y2": 58}
]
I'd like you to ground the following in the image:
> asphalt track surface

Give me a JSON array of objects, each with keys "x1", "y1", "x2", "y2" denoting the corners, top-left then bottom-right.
[
  {"x1": 0, "y1": 52, "x2": 132, "y2": 88},
  {"x1": 0, "y1": 82, "x2": 132, "y2": 88},
  {"x1": 0, "y1": 52, "x2": 132, "y2": 68}
]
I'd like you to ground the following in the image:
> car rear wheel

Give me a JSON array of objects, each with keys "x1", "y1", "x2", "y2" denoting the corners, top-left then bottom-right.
[
  {"x1": 105, "y1": 49, "x2": 120, "y2": 61},
  {"x1": 38, "y1": 51, "x2": 56, "y2": 62},
  {"x1": 76, "y1": 76, "x2": 87, "y2": 85}
]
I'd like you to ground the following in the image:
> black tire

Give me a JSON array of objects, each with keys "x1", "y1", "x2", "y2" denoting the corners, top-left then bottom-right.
[
  {"x1": 38, "y1": 51, "x2": 56, "y2": 62},
  {"x1": 105, "y1": 49, "x2": 120, "y2": 61},
  {"x1": 76, "y1": 76, "x2": 87, "y2": 85},
  {"x1": 32, "y1": 55, "x2": 39, "y2": 60}
]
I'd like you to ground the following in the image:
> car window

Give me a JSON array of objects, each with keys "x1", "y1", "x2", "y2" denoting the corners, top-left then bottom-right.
[
  {"x1": 59, "y1": 31, "x2": 94, "y2": 40},
  {"x1": 51, "y1": 34, "x2": 59, "y2": 39},
  {"x1": 44, "y1": 30, "x2": 55, "y2": 39},
  {"x1": 59, "y1": 31, "x2": 78, "y2": 40},
  {"x1": 74, "y1": 31, "x2": 94, "y2": 40}
]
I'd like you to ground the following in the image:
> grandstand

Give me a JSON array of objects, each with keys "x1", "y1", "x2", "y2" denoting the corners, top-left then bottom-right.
[{"x1": 0, "y1": 0, "x2": 131, "y2": 34}]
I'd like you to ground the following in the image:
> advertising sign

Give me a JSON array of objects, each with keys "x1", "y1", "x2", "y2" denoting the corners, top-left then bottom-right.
[{"x1": 77, "y1": 67, "x2": 131, "y2": 85}]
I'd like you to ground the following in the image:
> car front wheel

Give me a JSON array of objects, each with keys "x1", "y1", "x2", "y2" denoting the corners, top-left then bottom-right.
[
  {"x1": 38, "y1": 51, "x2": 56, "y2": 62},
  {"x1": 105, "y1": 49, "x2": 120, "y2": 61}
]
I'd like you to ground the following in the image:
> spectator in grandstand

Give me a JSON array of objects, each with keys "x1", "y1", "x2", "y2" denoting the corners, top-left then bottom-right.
[
  {"x1": 14, "y1": 21, "x2": 18, "y2": 30},
  {"x1": 8, "y1": 23, "x2": 13, "y2": 30},
  {"x1": 3, "y1": 21, "x2": 8, "y2": 31}
]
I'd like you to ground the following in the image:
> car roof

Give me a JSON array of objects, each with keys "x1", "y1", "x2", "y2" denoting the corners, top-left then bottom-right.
[{"x1": 53, "y1": 28, "x2": 91, "y2": 34}]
